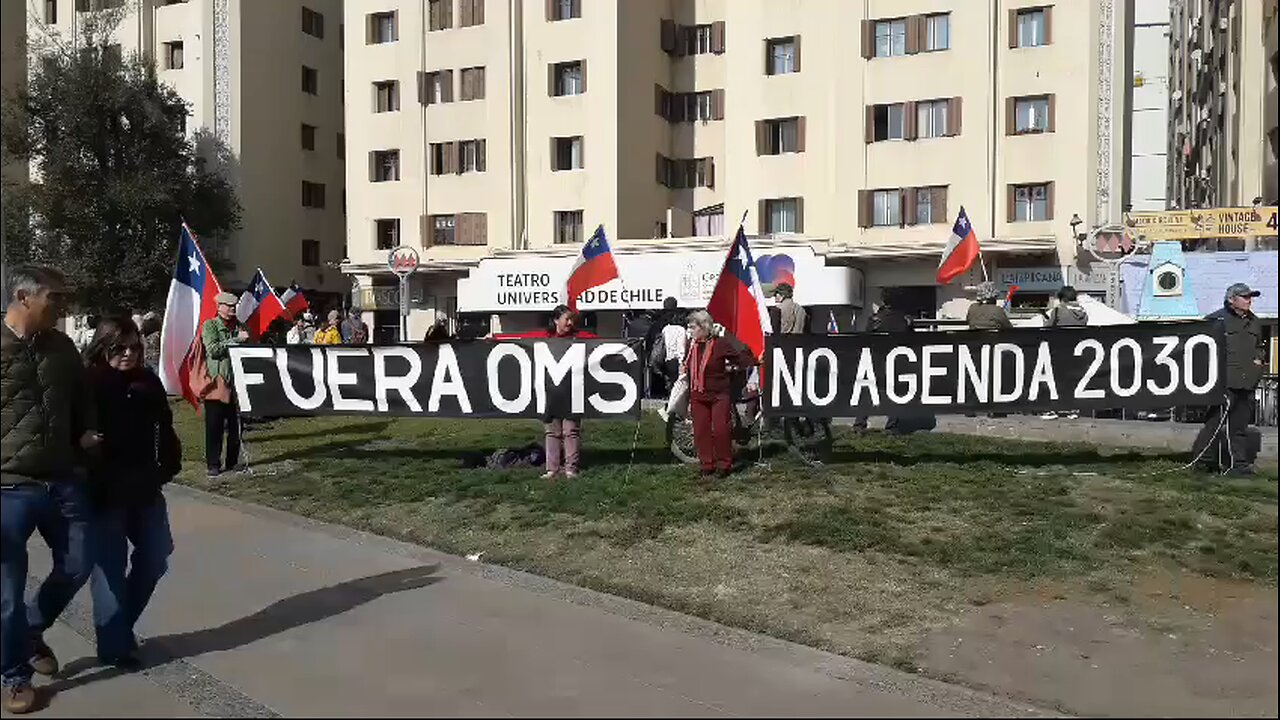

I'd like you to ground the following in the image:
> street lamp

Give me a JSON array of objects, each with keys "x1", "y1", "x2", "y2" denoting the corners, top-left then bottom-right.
[{"x1": 1069, "y1": 213, "x2": 1084, "y2": 243}]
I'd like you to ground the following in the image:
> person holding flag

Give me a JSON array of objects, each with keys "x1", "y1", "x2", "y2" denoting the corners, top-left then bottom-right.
[
  {"x1": 201, "y1": 292, "x2": 247, "y2": 476},
  {"x1": 687, "y1": 224, "x2": 771, "y2": 480}
]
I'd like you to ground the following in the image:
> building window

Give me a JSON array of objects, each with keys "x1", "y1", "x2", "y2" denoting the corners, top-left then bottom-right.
[
  {"x1": 758, "y1": 117, "x2": 803, "y2": 154},
  {"x1": 164, "y1": 41, "x2": 183, "y2": 70},
  {"x1": 302, "y1": 7, "x2": 324, "y2": 38},
  {"x1": 459, "y1": 0, "x2": 484, "y2": 27},
  {"x1": 1013, "y1": 183, "x2": 1051, "y2": 221},
  {"x1": 683, "y1": 24, "x2": 712, "y2": 55},
  {"x1": 657, "y1": 156, "x2": 714, "y2": 189},
  {"x1": 375, "y1": 218, "x2": 401, "y2": 250},
  {"x1": 765, "y1": 198, "x2": 801, "y2": 234},
  {"x1": 1013, "y1": 96, "x2": 1052, "y2": 133},
  {"x1": 373, "y1": 80, "x2": 399, "y2": 112},
  {"x1": 372, "y1": 150, "x2": 400, "y2": 182},
  {"x1": 301, "y1": 181, "x2": 326, "y2": 209},
  {"x1": 683, "y1": 92, "x2": 713, "y2": 122},
  {"x1": 924, "y1": 13, "x2": 949, "y2": 51},
  {"x1": 76, "y1": 0, "x2": 124, "y2": 10},
  {"x1": 550, "y1": 0, "x2": 581, "y2": 21},
  {"x1": 872, "y1": 190, "x2": 902, "y2": 227},
  {"x1": 1016, "y1": 7, "x2": 1048, "y2": 48},
  {"x1": 459, "y1": 67, "x2": 485, "y2": 101},
  {"x1": 337, "y1": 132, "x2": 345, "y2": 159},
  {"x1": 693, "y1": 205, "x2": 725, "y2": 237},
  {"x1": 915, "y1": 186, "x2": 947, "y2": 224},
  {"x1": 301, "y1": 239, "x2": 320, "y2": 267},
  {"x1": 44, "y1": 0, "x2": 57, "y2": 24},
  {"x1": 420, "y1": 70, "x2": 453, "y2": 104},
  {"x1": 458, "y1": 140, "x2": 486, "y2": 173},
  {"x1": 874, "y1": 18, "x2": 907, "y2": 57},
  {"x1": 369, "y1": 11, "x2": 397, "y2": 43},
  {"x1": 552, "y1": 61, "x2": 584, "y2": 96},
  {"x1": 766, "y1": 37, "x2": 798, "y2": 75},
  {"x1": 301, "y1": 66, "x2": 318, "y2": 94},
  {"x1": 871, "y1": 103, "x2": 906, "y2": 141},
  {"x1": 430, "y1": 143, "x2": 451, "y2": 175},
  {"x1": 432, "y1": 215, "x2": 456, "y2": 245},
  {"x1": 916, "y1": 99, "x2": 949, "y2": 139},
  {"x1": 554, "y1": 210, "x2": 584, "y2": 244},
  {"x1": 428, "y1": 0, "x2": 452, "y2": 31},
  {"x1": 553, "y1": 136, "x2": 584, "y2": 171},
  {"x1": 301, "y1": 123, "x2": 317, "y2": 151}
]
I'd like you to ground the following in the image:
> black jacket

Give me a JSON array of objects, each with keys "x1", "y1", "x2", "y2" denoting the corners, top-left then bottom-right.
[
  {"x1": 86, "y1": 364, "x2": 181, "y2": 505},
  {"x1": 870, "y1": 308, "x2": 912, "y2": 333},
  {"x1": 1, "y1": 323, "x2": 95, "y2": 484},
  {"x1": 1206, "y1": 307, "x2": 1266, "y2": 390}
]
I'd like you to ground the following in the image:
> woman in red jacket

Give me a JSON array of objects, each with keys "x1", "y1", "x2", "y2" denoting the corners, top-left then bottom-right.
[
  {"x1": 495, "y1": 305, "x2": 595, "y2": 479},
  {"x1": 683, "y1": 310, "x2": 757, "y2": 480}
]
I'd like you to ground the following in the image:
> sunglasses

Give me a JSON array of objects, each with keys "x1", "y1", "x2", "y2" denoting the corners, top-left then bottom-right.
[{"x1": 108, "y1": 343, "x2": 142, "y2": 358}]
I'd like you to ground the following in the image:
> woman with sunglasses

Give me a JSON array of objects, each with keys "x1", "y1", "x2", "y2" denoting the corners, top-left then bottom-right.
[{"x1": 82, "y1": 316, "x2": 181, "y2": 668}]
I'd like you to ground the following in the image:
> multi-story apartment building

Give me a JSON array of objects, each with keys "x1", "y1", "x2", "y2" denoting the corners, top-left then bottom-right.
[
  {"x1": 344, "y1": 0, "x2": 1132, "y2": 340},
  {"x1": 1169, "y1": 0, "x2": 1280, "y2": 230},
  {"x1": 1129, "y1": 0, "x2": 1170, "y2": 212},
  {"x1": 23, "y1": 0, "x2": 347, "y2": 299}
]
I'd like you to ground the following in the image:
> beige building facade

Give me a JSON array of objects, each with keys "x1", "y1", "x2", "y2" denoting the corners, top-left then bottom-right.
[
  {"x1": 1169, "y1": 0, "x2": 1280, "y2": 232},
  {"x1": 343, "y1": 0, "x2": 1132, "y2": 340},
  {"x1": 23, "y1": 0, "x2": 347, "y2": 298}
]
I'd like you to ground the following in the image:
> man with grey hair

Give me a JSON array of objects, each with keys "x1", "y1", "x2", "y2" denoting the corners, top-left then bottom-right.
[
  {"x1": 1191, "y1": 282, "x2": 1267, "y2": 475},
  {"x1": 1, "y1": 265, "x2": 101, "y2": 713}
]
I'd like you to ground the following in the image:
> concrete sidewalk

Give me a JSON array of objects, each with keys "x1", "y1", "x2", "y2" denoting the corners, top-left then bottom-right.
[{"x1": 7, "y1": 486, "x2": 1055, "y2": 718}]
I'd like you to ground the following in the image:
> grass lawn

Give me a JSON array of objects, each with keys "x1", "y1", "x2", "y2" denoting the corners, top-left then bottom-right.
[{"x1": 174, "y1": 407, "x2": 1278, "y2": 672}]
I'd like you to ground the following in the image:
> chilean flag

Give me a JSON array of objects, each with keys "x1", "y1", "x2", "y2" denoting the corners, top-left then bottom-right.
[
  {"x1": 236, "y1": 268, "x2": 286, "y2": 340},
  {"x1": 280, "y1": 282, "x2": 309, "y2": 319},
  {"x1": 936, "y1": 206, "x2": 981, "y2": 285},
  {"x1": 707, "y1": 226, "x2": 772, "y2": 360},
  {"x1": 159, "y1": 224, "x2": 222, "y2": 408},
  {"x1": 565, "y1": 225, "x2": 620, "y2": 311}
]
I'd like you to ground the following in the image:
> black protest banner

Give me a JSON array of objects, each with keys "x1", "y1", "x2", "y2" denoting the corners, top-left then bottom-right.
[
  {"x1": 766, "y1": 322, "x2": 1225, "y2": 417},
  {"x1": 228, "y1": 339, "x2": 643, "y2": 419}
]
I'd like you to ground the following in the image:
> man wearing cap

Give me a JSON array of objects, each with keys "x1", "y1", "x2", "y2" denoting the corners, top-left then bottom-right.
[
  {"x1": 774, "y1": 283, "x2": 807, "y2": 335},
  {"x1": 201, "y1": 292, "x2": 247, "y2": 477},
  {"x1": 1192, "y1": 283, "x2": 1267, "y2": 475}
]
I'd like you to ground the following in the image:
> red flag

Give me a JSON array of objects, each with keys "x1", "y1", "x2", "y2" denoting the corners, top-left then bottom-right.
[
  {"x1": 565, "y1": 225, "x2": 620, "y2": 311},
  {"x1": 707, "y1": 226, "x2": 772, "y2": 360},
  {"x1": 937, "y1": 206, "x2": 981, "y2": 285}
]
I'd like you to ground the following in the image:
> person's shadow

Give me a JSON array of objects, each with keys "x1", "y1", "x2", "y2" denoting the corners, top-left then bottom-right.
[{"x1": 50, "y1": 564, "x2": 443, "y2": 692}]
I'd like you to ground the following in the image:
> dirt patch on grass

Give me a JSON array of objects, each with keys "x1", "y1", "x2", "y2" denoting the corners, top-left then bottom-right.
[{"x1": 918, "y1": 569, "x2": 1278, "y2": 717}]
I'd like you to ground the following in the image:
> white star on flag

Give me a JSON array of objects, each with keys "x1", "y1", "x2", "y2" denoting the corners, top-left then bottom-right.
[{"x1": 188, "y1": 253, "x2": 200, "y2": 275}]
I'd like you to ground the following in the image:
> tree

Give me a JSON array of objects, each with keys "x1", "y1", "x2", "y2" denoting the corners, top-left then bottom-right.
[{"x1": 1, "y1": 12, "x2": 240, "y2": 316}]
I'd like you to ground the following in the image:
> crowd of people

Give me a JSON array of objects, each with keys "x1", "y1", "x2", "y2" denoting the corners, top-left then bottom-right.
[{"x1": 0, "y1": 260, "x2": 1268, "y2": 713}]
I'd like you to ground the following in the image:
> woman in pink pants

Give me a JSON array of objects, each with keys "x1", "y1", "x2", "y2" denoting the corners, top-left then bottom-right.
[{"x1": 494, "y1": 305, "x2": 596, "y2": 480}]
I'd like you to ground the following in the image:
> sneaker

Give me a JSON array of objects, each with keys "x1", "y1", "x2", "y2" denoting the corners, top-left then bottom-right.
[
  {"x1": 1226, "y1": 464, "x2": 1257, "y2": 477},
  {"x1": 1039, "y1": 411, "x2": 1059, "y2": 420},
  {"x1": 30, "y1": 635, "x2": 57, "y2": 676},
  {"x1": 540, "y1": 471, "x2": 558, "y2": 481},
  {"x1": 564, "y1": 470, "x2": 579, "y2": 480},
  {"x1": 2, "y1": 684, "x2": 39, "y2": 715},
  {"x1": 1065, "y1": 411, "x2": 1080, "y2": 420},
  {"x1": 716, "y1": 468, "x2": 733, "y2": 479},
  {"x1": 207, "y1": 467, "x2": 222, "y2": 478},
  {"x1": 230, "y1": 463, "x2": 252, "y2": 475}
]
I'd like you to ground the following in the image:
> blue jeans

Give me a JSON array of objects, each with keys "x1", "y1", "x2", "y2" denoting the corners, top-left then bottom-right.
[
  {"x1": 89, "y1": 493, "x2": 173, "y2": 660},
  {"x1": 0, "y1": 482, "x2": 94, "y2": 687}
]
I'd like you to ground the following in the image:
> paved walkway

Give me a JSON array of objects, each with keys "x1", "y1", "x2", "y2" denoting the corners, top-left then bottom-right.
[{"x1": 6, "y1": 486, "x2": 1055, "y2": 718}]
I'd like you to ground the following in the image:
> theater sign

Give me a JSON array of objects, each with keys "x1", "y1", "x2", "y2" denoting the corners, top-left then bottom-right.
[{"x1": 456, "y1": 245, "x2": 863, "y2": 313}]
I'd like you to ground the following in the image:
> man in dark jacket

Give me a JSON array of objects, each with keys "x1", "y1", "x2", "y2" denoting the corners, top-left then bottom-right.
[
  {"x1": 1191, "y1": 283, "x2": 1267, "y2": 475},
  {"x1": 966, "y1": 282, "x2": 1014, "y2": 330},
  {"x1": 1045, "y1": 286, "x2": 1089, "y2": 327},
  {"x1": 1, "y1": 266, "x2": 100, "y2": 713}
]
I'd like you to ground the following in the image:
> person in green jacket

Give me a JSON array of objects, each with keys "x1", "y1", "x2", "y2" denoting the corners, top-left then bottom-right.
[
  {"x1": 966, "y1": 281, "x2": 1014, "y2": 330},
  {"x1": 201, "y1": 292, "x2": 247, "y2": 477}
]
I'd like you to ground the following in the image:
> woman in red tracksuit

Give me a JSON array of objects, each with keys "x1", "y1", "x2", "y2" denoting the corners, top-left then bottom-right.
[
  {"x1": 683, "y1": 310, "x2": 757, "y2": 481},
  {"x1": 494, "y1": 305, "x2": 596, "y2": 479}
]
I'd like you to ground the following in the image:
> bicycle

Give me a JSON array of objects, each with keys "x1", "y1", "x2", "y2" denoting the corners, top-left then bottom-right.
[{"x1": 664, "y1": 386, "x2": 833, "y2": 467}]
